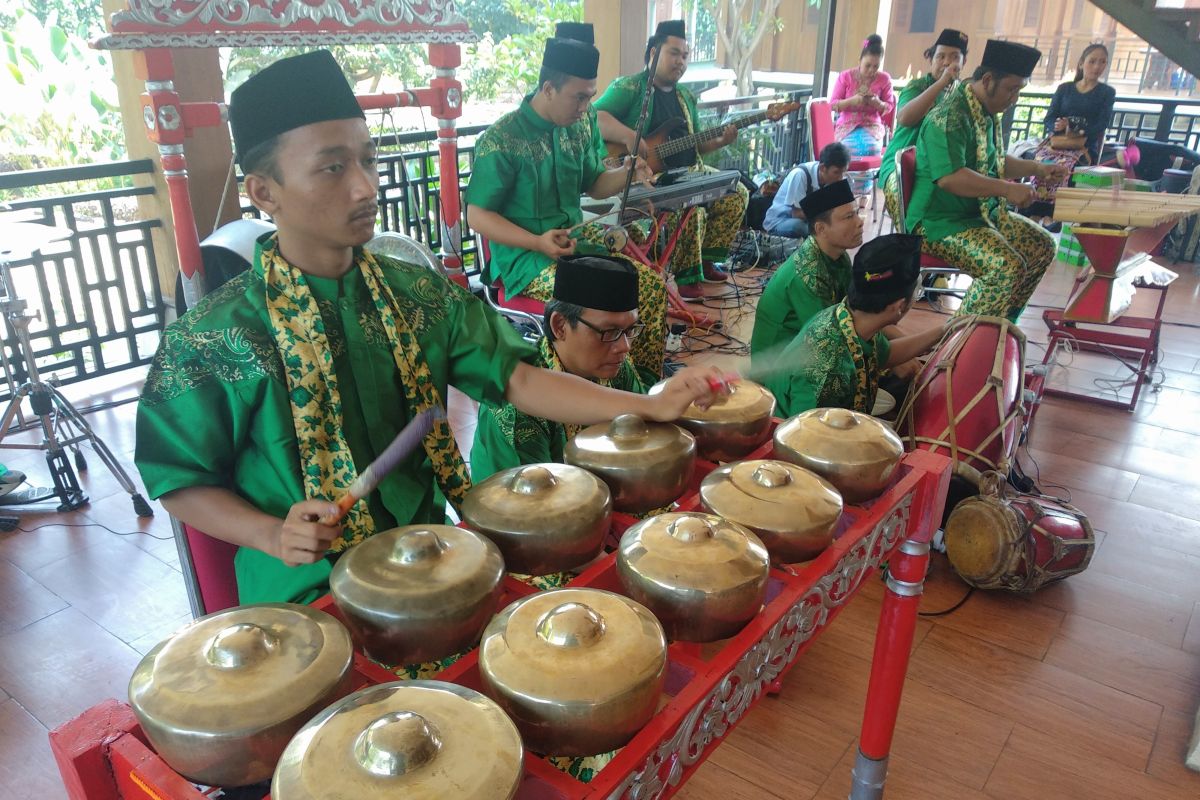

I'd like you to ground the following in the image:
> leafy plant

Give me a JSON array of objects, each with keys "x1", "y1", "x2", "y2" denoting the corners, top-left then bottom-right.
[
  {"x1": 0, "y1": 10, "x2": 124, "y2": 178},
  {"x1": 462, "y1": 0, "x2": 582, "y2": 102}
]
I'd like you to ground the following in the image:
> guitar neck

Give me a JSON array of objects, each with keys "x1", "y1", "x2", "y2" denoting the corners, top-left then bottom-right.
[{"x1": 656, "y1": 109, "x2": 771, "y2": 158}]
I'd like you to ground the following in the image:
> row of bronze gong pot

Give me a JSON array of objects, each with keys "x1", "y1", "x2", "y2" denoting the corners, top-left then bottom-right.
[{"x1": 126, "y1": 382, "x2": 906, "y2": 798}]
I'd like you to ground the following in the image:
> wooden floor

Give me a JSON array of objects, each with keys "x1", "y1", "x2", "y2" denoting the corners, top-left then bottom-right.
[{"x1": 1, "y1": 241, "x2": 1199, "y2": 798}]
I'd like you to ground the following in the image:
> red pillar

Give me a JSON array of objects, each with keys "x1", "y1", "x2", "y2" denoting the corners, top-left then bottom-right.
[{"x1": 428, "y1": 43, "x2": 468, "y2": 288}]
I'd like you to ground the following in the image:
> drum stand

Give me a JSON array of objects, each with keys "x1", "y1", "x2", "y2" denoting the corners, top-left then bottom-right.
[{"x1": 0, "y1": 250, "x2": 152, "y2": 517}]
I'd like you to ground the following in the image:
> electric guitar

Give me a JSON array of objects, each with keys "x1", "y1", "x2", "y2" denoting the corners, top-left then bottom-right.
[{"x1": 606, "y1": 100, "x2": 800, "y2": 173}]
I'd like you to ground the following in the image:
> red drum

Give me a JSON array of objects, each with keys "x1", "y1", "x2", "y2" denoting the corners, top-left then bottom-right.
[
  {"x1": 944, "y1": 473, "x2": 1095, "y2": 592},
  {"x1": 898, "y1": 315, "x2": 1025, "y2": 485}
]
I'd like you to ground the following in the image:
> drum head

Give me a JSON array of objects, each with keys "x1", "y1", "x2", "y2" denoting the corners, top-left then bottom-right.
[{"x1": 944, "y1": 499, "x2": 1023, "y2": 588}]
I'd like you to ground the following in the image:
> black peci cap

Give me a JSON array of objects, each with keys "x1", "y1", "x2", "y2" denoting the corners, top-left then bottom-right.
[{"x1": 229, "y1": 50, "x2": 364, "y2": 168}]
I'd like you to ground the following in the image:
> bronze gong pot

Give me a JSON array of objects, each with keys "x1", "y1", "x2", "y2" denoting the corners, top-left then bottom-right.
[
  {"x1": 330, "y1": 525, "x2": 504, "y2": 666},
  {"x1": 617, "y1": 511, "x2": 770, "y2": 641},
  {"x1": 648, "y1": 379, "x2": 776, "y2": 462},
  {"x1": 128, "y1": 603, "x2": 355, "y2": 788},
  {"x1": 272, "y1": 680, "x2": 524, "y2": 800},
  {"x1": 477, "y1": 588, "x2": 667, "y2": 756},
  {"x1": 773, "y1": 408, "x2": 904, "y2": 503},
  {"x1": 699, "y1": 459, "x2": 844, "y2": 563},
  {"x1": 462, "y1": 463, "x2": 611, "y2": 575},
  {"x1": 565, "y1": 414, "x2": 696, "y2": 514}
]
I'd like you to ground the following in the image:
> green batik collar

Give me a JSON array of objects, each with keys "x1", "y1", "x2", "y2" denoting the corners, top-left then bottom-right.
[
  {"x1": 795, "y1": 238, "x2": 847, "y2": 307},
  {"x1": 518, "y1": 94, "x2": 557, "y2": 132}
]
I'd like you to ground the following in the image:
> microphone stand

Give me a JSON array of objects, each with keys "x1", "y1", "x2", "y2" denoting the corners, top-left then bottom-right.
[{"x1": 615, "y1": 43, "x2": 662, "y2": 225}]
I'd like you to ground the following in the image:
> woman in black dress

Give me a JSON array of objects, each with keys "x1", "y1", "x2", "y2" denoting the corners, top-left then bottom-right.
[{"x1": 1029, "y1": 44, "x2": 1116, "y2": 228}]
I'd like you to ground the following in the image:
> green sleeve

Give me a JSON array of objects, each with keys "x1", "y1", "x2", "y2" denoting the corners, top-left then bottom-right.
[
  {"x1": 897, "y1": 74, "x2": 934, "y2": 108},
  {"x1": 136, "y1": 381, "x2": 239, "y2": 500},
  {"x1": 876, "y1": 333, "x2": 892, "y2": 368},
  {"x1": 465, "y1": 142, "x2": 513, "y2": 212},
  {"x1": 921, "y1": 110, "x2": 970, "y2": 182},
  {"x1": 593, "y1": 76, "x2": 639, "y2": 126},
  {"x1": 779, "y1": 365, "x2": 824, "y2": 419},
  {"x1": 443, "y1": 281, "x2": 537, "y2": 406}
]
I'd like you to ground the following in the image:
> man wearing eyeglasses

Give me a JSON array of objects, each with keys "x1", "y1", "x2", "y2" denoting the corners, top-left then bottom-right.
[{"x1": 471, "y1": 256, "x2": 646, "y2": 481}]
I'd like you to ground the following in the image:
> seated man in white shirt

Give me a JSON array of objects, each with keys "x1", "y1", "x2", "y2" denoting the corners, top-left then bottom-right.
[{"x1": 763, "y1": 142, "x2": 850, "y2": 238}]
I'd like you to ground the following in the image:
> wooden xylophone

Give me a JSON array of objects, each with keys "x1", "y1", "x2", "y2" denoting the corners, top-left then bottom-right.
[{"x1": 1051, "y1": 186, "x2": 1199, "y2": 322}]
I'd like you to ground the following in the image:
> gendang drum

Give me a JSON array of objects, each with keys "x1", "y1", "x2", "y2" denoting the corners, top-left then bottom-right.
[
  {"x1": 898, "y1": 315, "x2": 1026, "y2": 486},
  {"x1": 944, "y1": 472, "x2": 1095, "y2": 592}
]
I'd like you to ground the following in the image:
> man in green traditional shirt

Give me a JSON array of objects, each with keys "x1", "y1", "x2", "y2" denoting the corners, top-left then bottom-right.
[
  {"x1": 593, "y1": 19, "x2": 750, "y2": 298},
  {"x1": 750, "y1": 179, "x2": 861, "y2": 362},
  {"x1": 908, "y1": 39, "x2": 1067, "y2": 322},
  {"x1": 472, "y1": 255, "x2": 646, "y2": 482},
  {"x1": 880, "y1": 28, "x2": 969, "y2": 224},
  {"x1": 467, "y1": 37, "x2": 668, "y2": 385},
  {"x1": 134, "y1": 51, "x2": 721, "y2": 606},
  {"x1": 766, "y1": 234, "x2": 949, "y2": 417}
]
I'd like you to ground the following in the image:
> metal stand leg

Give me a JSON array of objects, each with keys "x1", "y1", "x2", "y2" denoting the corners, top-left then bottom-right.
[
  {"x1": 0, "y1": 254, "x2": 152, "y2": 519},
  {"x1": 850, "y1": 538, "x2": 930, "y2": 800}
]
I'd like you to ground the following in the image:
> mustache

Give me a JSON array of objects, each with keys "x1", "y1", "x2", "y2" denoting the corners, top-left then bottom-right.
[{"x1": 350, "y1": 203, "x2": 378, "y2": 220}]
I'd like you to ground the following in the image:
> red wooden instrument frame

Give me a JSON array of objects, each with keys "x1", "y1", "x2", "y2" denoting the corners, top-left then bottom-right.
[{"x1": 50, "y1": 442, "x2": 950, "y2": 800}]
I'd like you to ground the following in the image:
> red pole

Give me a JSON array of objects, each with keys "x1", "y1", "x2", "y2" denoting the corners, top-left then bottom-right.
[
  {"x1": 850, "y1": 536, "x2": 929, "y2": 799},
  {"x1": 428, "y1": 43, "x2": 468, "y2": 288},
  {"x1": 136, "y1": 48, "x2": 207, "y2": 307}
]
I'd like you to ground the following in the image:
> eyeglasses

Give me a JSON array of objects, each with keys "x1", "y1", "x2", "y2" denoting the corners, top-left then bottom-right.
[{"x1": 575, "y1": 317, "x2": 645, "y2": 343}]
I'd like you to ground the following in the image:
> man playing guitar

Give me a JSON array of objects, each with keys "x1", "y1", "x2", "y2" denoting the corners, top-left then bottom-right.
[{"x1": 595, "y1": 19, "x2": 749, "y2": 298}]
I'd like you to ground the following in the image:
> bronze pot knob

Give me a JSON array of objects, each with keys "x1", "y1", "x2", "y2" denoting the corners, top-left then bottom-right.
[
  {"x1": 391, "y1": 529, "x2": 446, "y2": 564},
  {"x1": 353, "y1": 711, "x2": 442, "y2": 778},
  {"x1": 817, "y1": 407, "x2": 859, "y2": 430},
  {"x1": 535, "y1": 602, "x2": 606, "y2": 648},
  {"x1": 509, "y1": 465, "x2": 557, "y2": 496},
  {"x1": 751, "y1": 462, "x2": 793, "y2": 489},
  {"x1": 204, "y1": 623, "x2": 280, "y2": 669},
  {"x1": 665, "y1": 515, "x2": 716, "y2": 543},
  {"x1": 610, "y1": 414, "x2": 649, "y2": 441}
]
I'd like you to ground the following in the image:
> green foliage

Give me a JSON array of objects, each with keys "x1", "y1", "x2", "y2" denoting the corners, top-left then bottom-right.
[
  {"x1": 0, "y1": 10, "x2": 124, "y2": 176},
  {"x1": 459, "y1": 0, "x2": 533, "y2": 42},
  {"x1": 224, "y1": 43, "x2": 430, "y2": 94},
  {"x1": 463, "y1": 0, "x2": 582, "y2": 102},
  {"x1": 0, "y1": 0, "x2": 105, "y2": 39}
]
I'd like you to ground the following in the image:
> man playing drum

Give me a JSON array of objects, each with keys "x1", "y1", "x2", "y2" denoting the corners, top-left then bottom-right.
[
  {"x1": 750, "y1": 179, "x2": 862, "y2": 361},
  {"x1": 134, "y1": 51, "x2": 720, "y2": 606},
  {"x1": 909, "y1": 39, "x2": 1066, "y2": 322},
  {"x1": 472, "y1": 256, "x2": 647, "y2": 481},
  {"x1": 764, "y1": 233, "x2": 949, "y2": 417},
  {"x1": 466, "y1": 37, "x2": 668, "y2": 384}
]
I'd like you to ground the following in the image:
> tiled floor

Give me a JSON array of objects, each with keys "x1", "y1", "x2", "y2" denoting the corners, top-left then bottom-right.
[{"x1": 2, "y1": 236, "x2": 1200, "y2": 798}]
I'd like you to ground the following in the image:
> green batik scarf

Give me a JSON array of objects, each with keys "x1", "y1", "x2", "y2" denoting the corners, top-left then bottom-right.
[
  {"x1": 833, "y1": 300, "x2": 877, "y2": 413},
  {"x1": 961, "y1": 83, "x2": 1008, "y2": 226},
  {"x1": 259, "y1": 236, "x2": 471, "y2": 551}
]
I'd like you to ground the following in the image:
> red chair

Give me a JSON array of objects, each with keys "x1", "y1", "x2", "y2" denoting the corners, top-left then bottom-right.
[
  {"x1": 172, "y1": 517, "x2": 240, "y2": 616},
  {"x1": 807, "y1": 97, "x2": 883, "y2": 218},
  {"x1": 476, "y1": 235, "x2": 545, "y2": 336},
  {"x1": 895, "y1": 146, "x2": 966, "y2": 297}
]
